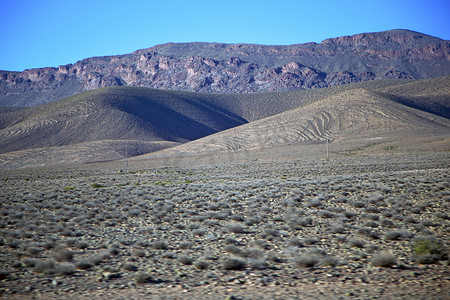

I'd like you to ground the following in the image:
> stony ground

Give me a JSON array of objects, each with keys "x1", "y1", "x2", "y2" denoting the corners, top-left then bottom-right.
[{"x1": 0, "y1": 152, "x2": 449, "y2": 299}]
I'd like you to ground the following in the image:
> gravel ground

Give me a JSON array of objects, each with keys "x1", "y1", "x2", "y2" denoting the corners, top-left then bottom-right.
[{"x1": 0, "y1": 152, "x2": 449, "y2": 299}]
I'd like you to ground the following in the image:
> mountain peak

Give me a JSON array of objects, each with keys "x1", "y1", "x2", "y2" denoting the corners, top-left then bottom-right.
[
  {"x1": 321, "y1": 29, "x2": 444, "y2": 46},
  {"x1": 1, "y1": 30, "x2": 449, "y2": 107}
]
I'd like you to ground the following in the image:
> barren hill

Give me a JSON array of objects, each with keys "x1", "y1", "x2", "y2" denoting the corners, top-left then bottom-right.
[
  {"x1": 0, "y1": 77, "x2": 448, "y2": 169},
  {"x1": 0, "y1": 87, "x2": 250, "y2": 155},
  {"x1": 133, "y1": 77, "x2": 450, "y2": 163},
  {"x1": 1, "y1": 29, "x2": 449, "y2": 107}
]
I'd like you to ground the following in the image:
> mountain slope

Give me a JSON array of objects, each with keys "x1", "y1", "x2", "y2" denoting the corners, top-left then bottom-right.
[
  {"x1": 0, "y1": 86, "x2": 249, "y2": 155},
  {"x1": 133, "y1": 78, "x2": 450, "y2": 161},
  {"x1": 375, "y1": 76, "x2": 450, "y2": 118},
  {"x1": 1, "y1": 78, "x2": 418, "y2": 155},
  {"x1": 0, "y1": 77, "x2": 448, "y2": 169},
  {"x1": 1, "y1": 29, "x2": 449, "y2": 107}
]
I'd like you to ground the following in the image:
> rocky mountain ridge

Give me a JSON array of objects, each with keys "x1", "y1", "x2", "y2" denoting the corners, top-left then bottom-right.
[{"x1": 1, "y1": 29, "x2": 449, "y2": 106}]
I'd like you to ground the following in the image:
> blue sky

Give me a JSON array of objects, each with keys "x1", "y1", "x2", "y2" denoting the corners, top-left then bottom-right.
[{"x1": 1, "y1": 0, "x2": 449, "y2": 71}]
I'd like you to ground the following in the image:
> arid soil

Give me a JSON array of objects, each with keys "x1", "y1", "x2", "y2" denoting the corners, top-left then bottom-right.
[{"x1": 0, "y1": 150, "x2": 448, "y2": 299}]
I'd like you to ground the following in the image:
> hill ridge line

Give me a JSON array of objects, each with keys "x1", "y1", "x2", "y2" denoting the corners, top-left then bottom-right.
[{"x1": 1, "y1": 29, "x2": 449, "y2": 107}]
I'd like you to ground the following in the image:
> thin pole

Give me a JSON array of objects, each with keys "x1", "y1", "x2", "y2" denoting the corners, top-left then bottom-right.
[{"x1": 126, "y1": 143, "x2": 128, "y2": 172}]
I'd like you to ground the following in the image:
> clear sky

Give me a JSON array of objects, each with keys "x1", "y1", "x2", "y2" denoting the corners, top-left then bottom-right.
[{"x1": 1, "y1": 0, "x2": 449, "y2": 71}]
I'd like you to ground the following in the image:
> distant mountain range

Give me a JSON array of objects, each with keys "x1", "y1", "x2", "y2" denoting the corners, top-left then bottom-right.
[{"x1": 1, "y1": 29, "x2": 449, "y2": 107}]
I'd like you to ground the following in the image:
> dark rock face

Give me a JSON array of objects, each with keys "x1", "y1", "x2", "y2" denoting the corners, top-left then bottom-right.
[{"x1": 1, "y1": 29, "x2": 449, "y2": 106}]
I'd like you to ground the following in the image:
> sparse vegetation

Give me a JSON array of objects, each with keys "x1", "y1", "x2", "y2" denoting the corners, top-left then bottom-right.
[{"x1": 0, "y1": 151, "x2": 448, "y2": 298}]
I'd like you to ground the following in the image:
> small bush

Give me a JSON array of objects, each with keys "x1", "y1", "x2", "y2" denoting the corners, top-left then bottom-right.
[
  {"x1": 348, "y1": 239, "x2": 365, "y2": 248},
  {"x1": 123, "y1": 263, "x2": 138, "y2": 271},
  {"x1": 75, "y1": 260, "x2": 94, "y2": 270},
  {"x1": 194, "y1": 260, "x2": 209, "y2": 270},
  {"x1": 161, "y1": 251, "x2": 176, "y2": 259},
  {"x1": 358, "y1": 227, "x2": 380, "y2": 239},
  {"x1": 321, "y1": 256, "x2": 339, "y2": 267},
  {"x1": 26, "y1": 246, "x2": 42, "y2": 256},
  {"x1": 294, "y1": 254, "x2": 319, "y2": 268},
  {"x1": 55, "y1": 249, "x2": 74, "y2": 262},
  {"x1": 179, "y1": 242, "x2": 192, "y2": 249},
  {"x1": 151, "y1": 241, "x2": 168, "y2": 250},
  {"x1": 108, "y1": 246, "x2": 120, "y2": 255},
  {"x1": 76, "y1": 241, "x2": 90, "y2": 249},
  {"x1": 302, "y1": 237, "x2": 319, "y2": 245},
  {"x1": 226, "y1": 223, "x2": 245, "y2": 234},
  {"x1": 22, "y1": 258, "x2": 37, "y2": 267},
  {"x1": 306, "y1": 199, "x2": 322, "y2": 208},
  {"x1": 412, "y1": 236, "x2": 447, "y2": 264},
  {"x1": 331, "y1": 224, "x2": 346, "y2": 234},
  {"x1": 0, "y1": 270, "x2": 9, "y2": 280},
  {"x1": 33, "y1": 260, "x2": 75, "y2": 275},
  {"x1": 260, "y1": 228, "x2": 280, "y2": 239},
  {"x1": 244, "y1": 217, "x2": 259, "y2": 226},
  {"x1": 364, "y1": 206, "x2": 380, "y2": 213},
  {"x1": 89, "y1": 252, "x2": 110, "y2": 265},
  {"x1": 319, "y1": 210, "x2": 335, "y2": 218},
  {"x1": 222, "y1": 257, "x2": 246, "y2": 270},
  {"x1": 133, "y1": 249, "x2": 146, "y2": 257},
  {"x1": 54, "y1": 263, "x2": 76, "y2": 275},
  {"x1": 248, "y1": 259, "x2": 267, "y2": 270},
  {"x1": 33, "y1": 260, "x2": 56, "y2": 274},
  {"x1": 224, "y1": 244, "x2": 242, "y2": 256},
  {"x1": 135, "y1": 273, "x2": 153, "y2": 284},
  {"x1": 178, "y1": 256, "x2": 194, "y2": 265},
  {"x1": 385, "y1": 230, "x2": 412, "y2": 241},
  {"x1": 241, "y1": 248, "x2": 264, "y2": 259},
  {"x1": 351, "y1": 201, "x2": 366, "y2": 208},
  {"x1": 299, "y1": 217, "x2": 313, "y2": 226},
  {"x1": 91, "y1": 183, "x2": 106, "y2": 189},
  {"x1": 91, "y1": 183, "x2": 106, "y2": 188},
  {"x1": 371, "y1": 251, "x2": 396, "y2": 267},
  {"x1": 287, "y1": 238, "x2": 303, "y2": 247},
  {"x1": 253, "y1": 239, "x2": 270, "y2": 250},
  {"x1": 224, "y1": 237, "x2": 239, "y2": 245}
]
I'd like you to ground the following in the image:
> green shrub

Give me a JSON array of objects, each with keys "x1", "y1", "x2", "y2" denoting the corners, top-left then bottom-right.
[
  {"x1": 412, "y1": 236, "x2": 447, "y2": 264},
  {"x1": 91, "y1": 183, "x2": 106, "y2": 188}
]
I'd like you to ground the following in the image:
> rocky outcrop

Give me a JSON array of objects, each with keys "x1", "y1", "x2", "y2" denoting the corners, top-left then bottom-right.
[{"x1": 1, "y1": 29, "x2": 449, "y2": 106}]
